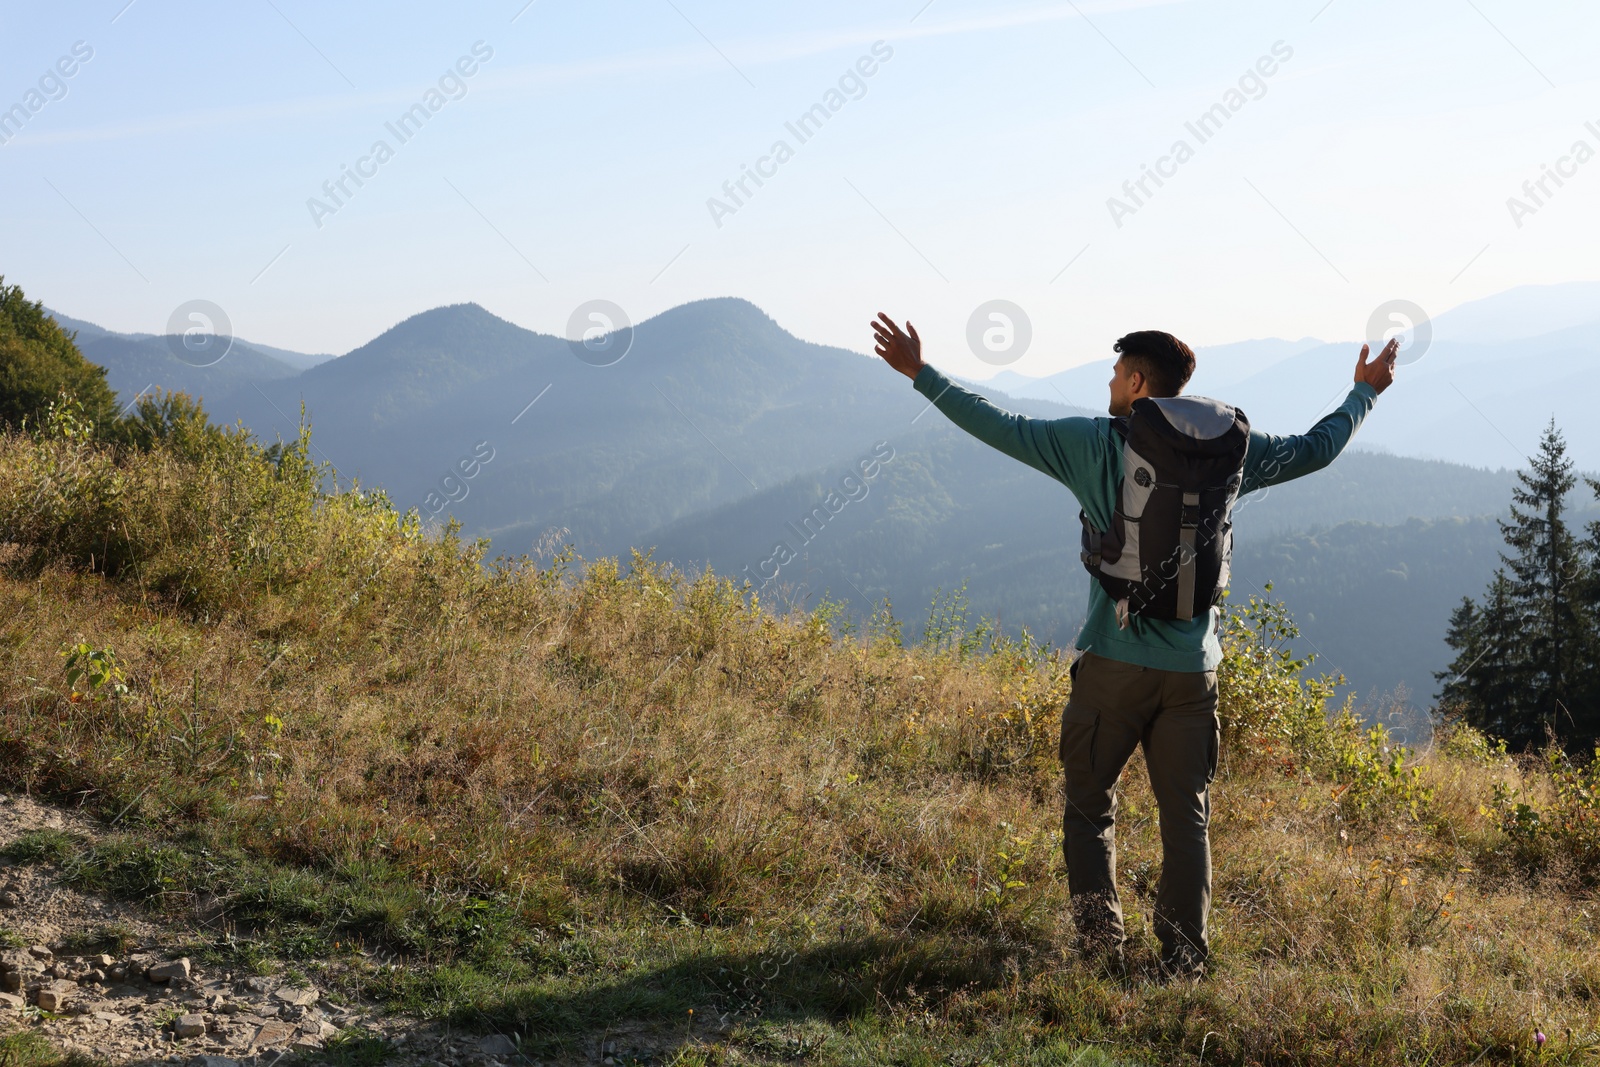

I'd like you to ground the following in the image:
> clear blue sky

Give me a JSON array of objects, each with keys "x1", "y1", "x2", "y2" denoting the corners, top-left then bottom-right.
[{"x1": 3, "y1": 0, "x2": 1596, "y2": 377}]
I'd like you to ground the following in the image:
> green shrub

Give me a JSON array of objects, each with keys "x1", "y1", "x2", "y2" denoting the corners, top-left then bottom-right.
[
  {"x1": 1434, "y1": 719, "x2": 1508, "y2": 765},
  {"x1": 0, "y1": 407, "x2": 445, "y2": 618},
  {"x1": 1216, "y1": 589, "x2": 1341, "y2": 771},
  {"x1": 0, "y1": 277, "x2": 119, "y2": 433},
  {"x1": 1490, "y1": 747, "x2": 1600, "y2": 881},
  {"x1": 1326, "y1": 711, "x2": 1434, "y2": 824},
  {"x1": 109, "y1": 388, "x2": 227, "y2": 459}
]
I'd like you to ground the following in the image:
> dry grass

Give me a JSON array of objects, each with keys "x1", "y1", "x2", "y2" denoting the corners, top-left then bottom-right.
[{"x1": 2, "y1": 425, "x2": 1599, "y2": 1065}]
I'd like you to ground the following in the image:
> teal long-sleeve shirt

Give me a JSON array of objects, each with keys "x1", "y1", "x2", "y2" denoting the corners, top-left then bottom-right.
[{"x1": 912, "y1": 365, "x2": 1379, "y2": 672}]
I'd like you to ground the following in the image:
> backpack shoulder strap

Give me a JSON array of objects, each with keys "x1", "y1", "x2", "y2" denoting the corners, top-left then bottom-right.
[
  {"x1": 1176, "y1": 490, "x2": 1201, "y2": 621},
  {"x1": 1080, "y1": 415, "x2": 1131, "y2": 572}
]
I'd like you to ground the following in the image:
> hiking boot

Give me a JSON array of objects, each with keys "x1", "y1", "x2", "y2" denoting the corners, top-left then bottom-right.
[
  {"x1": 1158, "y1": 944, "x2": 1206, "y2": 984},
  {"x1": 1075, "y1": 931, "x2": 1127, "y2": 977},
  {"x1": 1085, "y1": 943, "x2": 1126, "y2": 978}
]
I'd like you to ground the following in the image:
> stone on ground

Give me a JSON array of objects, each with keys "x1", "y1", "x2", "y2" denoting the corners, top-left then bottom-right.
[
  {"x1": 147, "y1": 957, "x2": 192, "y2": 982},
  {"x1": 481, "y1": 1033, "x2": 520, "y2": 1055}
]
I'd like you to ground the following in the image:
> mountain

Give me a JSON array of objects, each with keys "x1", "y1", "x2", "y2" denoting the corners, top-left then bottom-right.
[
  {"x1": 1430, "y1": 281, "x2": 1600, "y2": 344},
  {"x1": 974, "y1": 283, "x2": 1600, "y2": 471},
  {"x1": 56, "y1": 289, "x2": 1589, "y2": 707},
  {"x1": 42, "y1": 307, "x2": 334, "y2": 409},
  {"x1": 982, "y1": 336, "x2": 1325, "y2": 409},
  {"x1": 75, "y1": 333, "x2": 304, "y2": 412},
  {"x1": 227, "y1": 339, "x2": 333, "y2": 372},
  {"x1": 212, "y1": 299, "x2": 931, "y2": 556},
  {"x1": 1200, "y1": 325, "x2": 1600, "y2": 470}
]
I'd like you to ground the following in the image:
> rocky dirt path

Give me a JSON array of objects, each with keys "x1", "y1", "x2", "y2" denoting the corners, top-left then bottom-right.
[{"x1": 0, "y1": 793, "x2": 539, "y2": 1066}]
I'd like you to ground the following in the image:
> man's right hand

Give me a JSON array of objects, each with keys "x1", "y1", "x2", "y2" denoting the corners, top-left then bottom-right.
[
  {"x1": 872, "y1": 313, "x2": 925, "y2": 381},
  {"x1": 1355, "y1": 337, "x2": 1400, "y2": 395}
]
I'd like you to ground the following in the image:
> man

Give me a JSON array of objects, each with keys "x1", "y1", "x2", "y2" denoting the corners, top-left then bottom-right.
[{"x1": 870, "y1": 313, "x2": 1398, "y2": 979}]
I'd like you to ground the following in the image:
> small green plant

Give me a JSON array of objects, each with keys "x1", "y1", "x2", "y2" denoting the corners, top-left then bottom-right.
[
  {"x1": 1, "y1": 829, "x2": 82, "y2": 866},
  {"x1": 0, "y1": 1030, "x2": 58, "y2": 1066},
  {"x1": 1487, "y1": 747, "x2": 1600, "y2": 876},
  {"x1": 811, "y1": 594, "x2": 856, "y2": 638},
  {"x1": 979, "y1": 823, "x2": 1033, "y2": 915},
  {"x1": 921, "y1": 582, "x2": 993, "y2": 658},
  {"x1": 1217, "y1": 588, "x2": 1341, "y2": 769},
  {"x1": 866, "y1": 597, "x2": 903, "y2": 650},
  {"x1": 43, "y1": 395, "x2": 95, "y2": 444},
  {"x1": 1328, "y1": 712, "x2": 1434, "y2": 823},
  {"x1": 61, "y1": 641, "x2": 128, "y2": 700},
  {"x1": 62, "y1": 924, "x2": 137, "y2": 956},
  {"x1": 311, "y1": 1029, "x2": 397, "y2": 1066}
]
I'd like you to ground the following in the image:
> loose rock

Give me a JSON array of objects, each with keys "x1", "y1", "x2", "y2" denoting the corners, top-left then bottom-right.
[
  {"x1": 0, "y1": 794, "x2": 462, "y2": 1065},
  {"x1": 481, "y1": 1033, "x2": 520, "y2": 1056},
  {"x1": 147, "y1": 957, "x2": 192, "y2": 983},
  {"x1": 272, "y1": 984, "x2": 317, "y2": 1006},
  {"x1": 253, "y1": 1020, "x2": 297, "y2": 1047},
  {"x1": 35, "y1": 980, "x2": 74, "y2": 1011}
]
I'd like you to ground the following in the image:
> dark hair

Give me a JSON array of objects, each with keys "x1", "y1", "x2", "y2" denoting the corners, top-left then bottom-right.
[{"x1": 1114, "y1": 331, "x2": 1195, "y2": 397}]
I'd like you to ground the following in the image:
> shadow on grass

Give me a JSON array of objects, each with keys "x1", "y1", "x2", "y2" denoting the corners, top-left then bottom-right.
[{"x1": 451, "y1": 933, "x2": 1031, "y2": 1060}]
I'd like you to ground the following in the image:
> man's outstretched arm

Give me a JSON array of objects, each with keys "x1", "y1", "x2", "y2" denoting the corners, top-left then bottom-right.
[
  {"x1": 1242, "y1": 338, "x2": 1399, "y2": 493},
  {"x1": 871, "y1": 313, "x2": 1109, "y2": 492}
]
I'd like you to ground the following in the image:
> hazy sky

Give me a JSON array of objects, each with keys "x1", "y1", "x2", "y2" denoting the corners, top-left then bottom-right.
[{"x1": 3, "y1": 0, "x2": 1596, "y2": 378}]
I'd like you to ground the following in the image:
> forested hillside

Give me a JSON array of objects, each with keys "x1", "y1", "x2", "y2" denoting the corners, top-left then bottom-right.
[
  {"x1": 44, "y1": 292, "x2": 1565, "y2": 708},
  {"x1": 646, "y1": 438, "x2": 1538, "y2": 703}
]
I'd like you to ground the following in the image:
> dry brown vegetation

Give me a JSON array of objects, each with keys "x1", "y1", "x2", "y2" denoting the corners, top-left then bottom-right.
[{"x1": 3, "y1": 414, "x2": 1600, "y2": 1065}]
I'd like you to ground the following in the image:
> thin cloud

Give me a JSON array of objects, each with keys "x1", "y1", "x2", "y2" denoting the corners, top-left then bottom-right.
[{"x1": 5, "y1": 0, "x2": 1190, "y2": 150}]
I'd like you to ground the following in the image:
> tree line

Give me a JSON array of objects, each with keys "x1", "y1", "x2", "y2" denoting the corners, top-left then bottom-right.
[{"x1": 1440, "y1": 420, "x2": 1600, "y2": 749}]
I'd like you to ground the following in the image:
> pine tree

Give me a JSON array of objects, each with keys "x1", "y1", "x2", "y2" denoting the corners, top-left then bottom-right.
[
  {"x1": 1438, "y1": 422, "x2": 1589, "y2": 748},
  {"x1": 1439, "y1": 572, "x2": 1536, "y2": 743},
  {"x1": 1572, "y1": 474, "x2": 1600, "y2": 742}
]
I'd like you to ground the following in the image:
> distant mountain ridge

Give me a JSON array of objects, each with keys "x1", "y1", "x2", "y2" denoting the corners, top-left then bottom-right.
[
  {"x1": 41, "y1": 306, "x2": 334, "y2": 411},
  {"x1": 971, "y1": 282, "x2": 1600, "y2": 469},
  {"x1": 50, "y1": 285, "x2": 1599, "y2": 706},
  {"x1": 44, "y1": 307, "x2": 335, "y2": 370}
]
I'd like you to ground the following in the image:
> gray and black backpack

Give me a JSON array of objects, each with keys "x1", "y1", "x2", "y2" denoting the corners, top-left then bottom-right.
[{"x1": 1079, "y1": 396, "x2": 1250, "y2": 623}]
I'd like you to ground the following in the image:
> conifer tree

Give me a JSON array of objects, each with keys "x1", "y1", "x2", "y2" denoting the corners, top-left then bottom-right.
[
  {"x1": 1571, "y1": 473, "x2": 1600, "y2": 741},
  {"x1": 1440, "y1": 572, "x2": 1537, "y2": 743},
  {"x1": 1439, "y1": 421, "x2": 1589, "y2": 748}
]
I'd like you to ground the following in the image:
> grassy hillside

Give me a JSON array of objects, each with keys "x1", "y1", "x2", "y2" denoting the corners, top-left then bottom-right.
[
  {"x1": 645, "y1": 436, "x2": 1532, "y2": 702},
  {"x1": 3, "y1": 420, "x2": 1600, "y2": 1065}
]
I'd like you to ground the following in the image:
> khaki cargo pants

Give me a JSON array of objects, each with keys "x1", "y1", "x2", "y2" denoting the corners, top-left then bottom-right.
[{"x1": 1059, "y1": 650, "x2": 1221, "y2": 963}]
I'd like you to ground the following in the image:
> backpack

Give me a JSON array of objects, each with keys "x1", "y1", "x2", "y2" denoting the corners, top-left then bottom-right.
[{"x1": 1079, "y1": 396, "x2": 1250, "y2": 624}]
